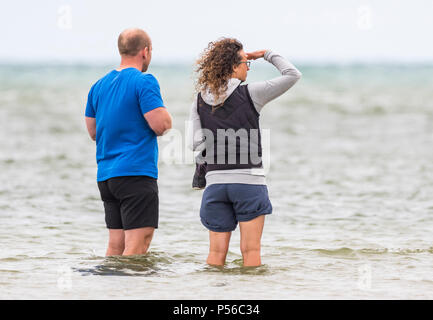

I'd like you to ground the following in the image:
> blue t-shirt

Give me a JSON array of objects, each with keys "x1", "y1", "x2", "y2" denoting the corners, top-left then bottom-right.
[{"x1": 85, "y1": 68, "x2": 164, "y2": 181}]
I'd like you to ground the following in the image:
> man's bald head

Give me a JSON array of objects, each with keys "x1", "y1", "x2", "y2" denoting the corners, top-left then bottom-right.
[{"x1": 118, "y1": 28, "x2": 151, "y2": 57}]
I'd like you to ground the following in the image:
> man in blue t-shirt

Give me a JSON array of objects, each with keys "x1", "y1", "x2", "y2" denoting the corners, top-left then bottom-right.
[{"x1": 85, "y1": 28, "x2": 172, "y2": 256}]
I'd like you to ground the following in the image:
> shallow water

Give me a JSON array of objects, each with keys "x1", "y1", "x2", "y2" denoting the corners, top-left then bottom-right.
[{"x1": 1, "y1": 62, "x2": 433, "y2": 299}]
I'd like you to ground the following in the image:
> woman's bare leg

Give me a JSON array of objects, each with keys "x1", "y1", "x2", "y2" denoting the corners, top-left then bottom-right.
[
  {"x1": 239, "y1": 215, "x2": 265, "y2": 266},
  {"x1": 207, "y1": 231, "x2": 231, "y2": 266}
]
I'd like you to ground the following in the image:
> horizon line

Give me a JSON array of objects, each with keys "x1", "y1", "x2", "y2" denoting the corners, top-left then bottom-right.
[{"x1": 1, "y1": 58, "x2": 433, "y2": 67}]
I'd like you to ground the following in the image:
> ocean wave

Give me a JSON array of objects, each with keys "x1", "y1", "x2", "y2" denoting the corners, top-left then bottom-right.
[{"x1": 311, "y1": 247, "x2": 433, "y2": 257}]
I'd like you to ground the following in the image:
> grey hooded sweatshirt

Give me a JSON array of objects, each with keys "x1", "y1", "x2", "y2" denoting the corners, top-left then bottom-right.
[{"x1": 187, "y1": 51, "x2": 302, "y2": 187}]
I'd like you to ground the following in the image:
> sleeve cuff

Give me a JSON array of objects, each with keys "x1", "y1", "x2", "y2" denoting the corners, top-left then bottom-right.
[{"x1": 264, "y1": 50, "x2": 273, "y2": 61}]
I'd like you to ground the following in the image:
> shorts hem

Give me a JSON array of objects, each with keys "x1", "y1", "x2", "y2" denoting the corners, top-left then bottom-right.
[
  {"x1": 200, "y1": 219, "x2": 236, "y2": 233},
  {"x1": 236, "y1": 211, "x2": 272, "y2": 222},
  {"x1": 106, "y1": 226, "x2": 123, "y2": 230},
  {"x1": 107, "y1": 225, "x2": 158, "y2": 231},
  {"x1": 123, "y1": 225, "x2": 158, "y2": 231}
]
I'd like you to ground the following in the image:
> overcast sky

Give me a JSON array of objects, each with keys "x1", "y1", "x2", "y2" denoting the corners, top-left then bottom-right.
[{"x1": 1, "y1": 0, "x2": 433, "y2": 64}]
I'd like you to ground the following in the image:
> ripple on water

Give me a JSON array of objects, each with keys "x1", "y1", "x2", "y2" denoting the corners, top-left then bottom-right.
[
  {"x1": 0, "y1": 254, "x2": 58, "y2": 262},
  {"x1": 311, "y1": 246, "x2": 433, "y2": 258},
  {"x1": 199, "y1": 260, "x2": 271, "y2": 276},
  {"x1": 74, "y1": 251, "x2": 175, "y2": 277},
  {"x1": 0, "y1": 269, "x2": 22, "y2": 273},
  {"x1": 312, "y1": 247, "x2": 357, "y2": 258}
]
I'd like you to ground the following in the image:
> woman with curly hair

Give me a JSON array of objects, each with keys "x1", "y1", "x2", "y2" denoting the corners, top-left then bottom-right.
[{"x1": 187, "y1": 37, "x2": 302, "y2": 267}]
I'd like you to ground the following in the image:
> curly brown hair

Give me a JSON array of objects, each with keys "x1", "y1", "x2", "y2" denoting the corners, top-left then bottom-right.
[{"x1": 195, "y1": 38, "x2": 243, "y2": 105}]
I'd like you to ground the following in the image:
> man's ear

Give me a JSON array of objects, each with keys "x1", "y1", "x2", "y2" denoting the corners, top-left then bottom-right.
[{"x1": 142, "y1": 47, "x2": 148, "y2": 59}]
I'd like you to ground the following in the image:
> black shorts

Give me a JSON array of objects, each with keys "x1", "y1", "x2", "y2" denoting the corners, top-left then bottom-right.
[{"x1": 97, "y1": 176, "x2": 159, "y2": 230}]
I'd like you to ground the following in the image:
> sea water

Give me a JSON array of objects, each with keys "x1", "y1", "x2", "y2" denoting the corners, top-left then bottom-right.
[{"x1": 1, "y1": 61, "x2": 433, "y2": 299}]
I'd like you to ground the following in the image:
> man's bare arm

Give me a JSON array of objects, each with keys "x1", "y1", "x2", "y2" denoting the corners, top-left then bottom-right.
[
  {"x1": 85, "y1": 116, "x2": 96, "y2": 141},
  {"x1": 144, "y1": 107, "x2": 172, "y2": 136}
]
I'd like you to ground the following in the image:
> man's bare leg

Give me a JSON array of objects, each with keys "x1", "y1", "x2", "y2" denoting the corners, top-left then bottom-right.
[
  {"x1": 106, "y1": 229, "x2": 125, "y2": 256},
  {"x1": 239, "y1": 215, "x2": 265, "y2": 267},
  {"x1": 207, "y1": 231, "x2": 231, "y2": 266},
  {"x1": 123, "y1": 227, "x2": 155, "y2": 256}
]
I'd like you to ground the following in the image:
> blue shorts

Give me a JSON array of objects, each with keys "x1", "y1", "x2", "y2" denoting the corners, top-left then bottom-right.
[{"x1": 200, "y1": 183, "x2": 273, "y2": 232}]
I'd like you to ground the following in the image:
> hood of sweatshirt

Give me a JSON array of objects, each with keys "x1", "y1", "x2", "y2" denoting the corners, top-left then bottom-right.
[{"x1": 200, "y1": 78, "x2": 242, "y2": 106}]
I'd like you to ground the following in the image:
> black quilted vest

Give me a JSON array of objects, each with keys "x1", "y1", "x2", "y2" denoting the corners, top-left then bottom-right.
[{"x1": 197, "y1": 84, "x2": 263, "y2": 172}]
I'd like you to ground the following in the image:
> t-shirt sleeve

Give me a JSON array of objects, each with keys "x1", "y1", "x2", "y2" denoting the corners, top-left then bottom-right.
[
  {"x1": 85, "y1": 84, "x2": 96, "y2": 118},
  {"x1": 137, "y1": 74, "x2": 165, "y2": 114}
]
